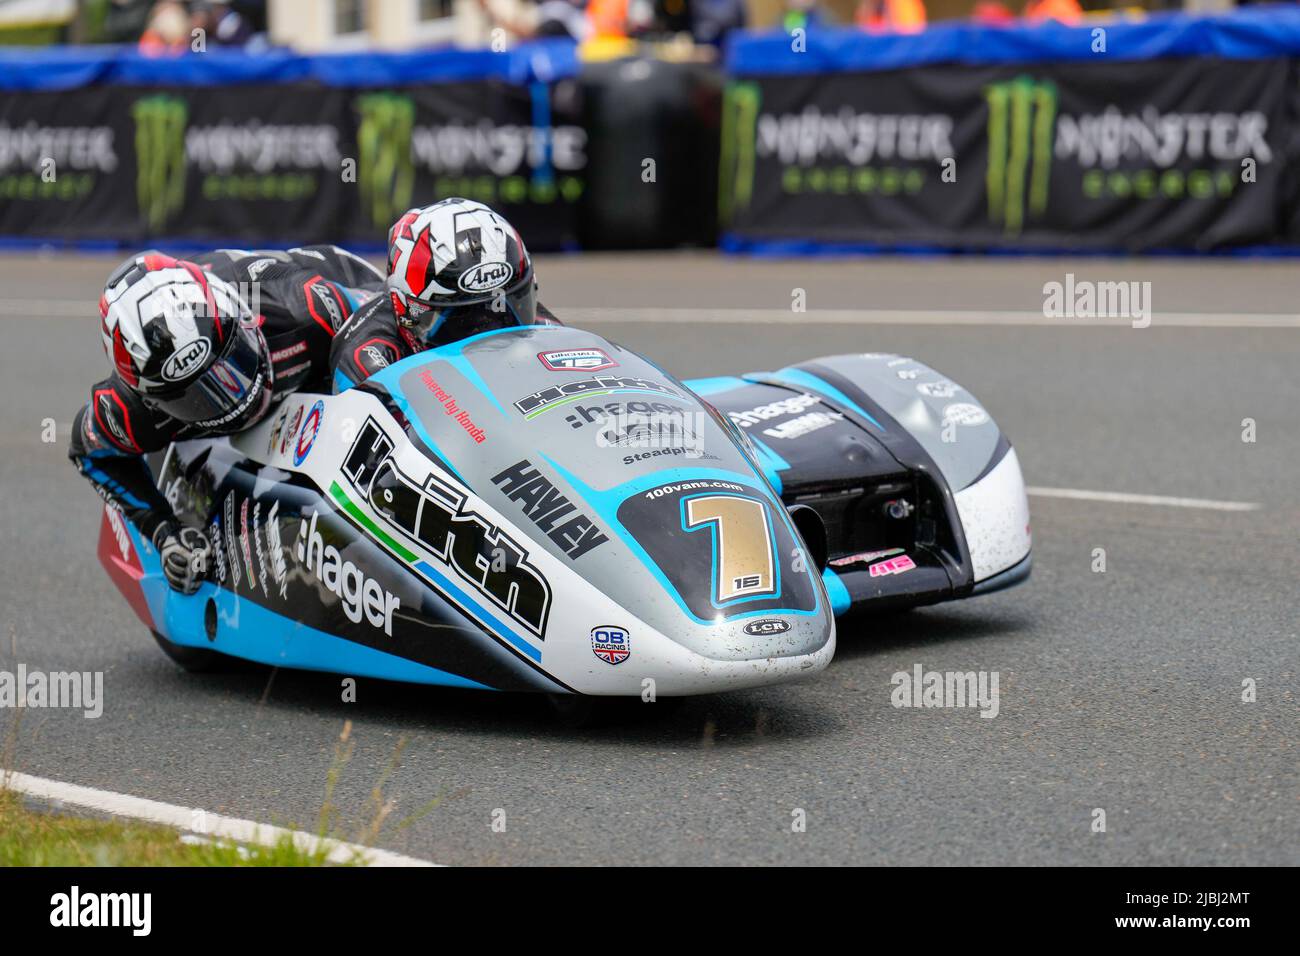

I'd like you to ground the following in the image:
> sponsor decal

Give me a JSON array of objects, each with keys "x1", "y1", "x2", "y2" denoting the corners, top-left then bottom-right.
[
  {"x1": 761, "y1": 410, "x2": 843, "y2": 440},
  {"x1": 266, "y1": 404, "x2": 289, "y2": 456},
  {"x1": 869, "y1": 553, "x2": 917, "y2": 578},
  {"x1": 591, "y1": 625, "x2": 630, "y2": 665},
  {"x1": 458, "y1": 260, "x2": 513, "y2": 293},
  {"x1": 161, "y1": 339, "x2": 210, "y2": 382},
  {"x1": 104, "y1": 504, "x2": 132, "y2": 564},
  {"x1": 729, "y1": 392, "x2": 821, "y2": 428},
  {"x1": 514, "y1": 376, "x2": 683, "y2": 418},
  {"x1": 252, "y1": 502, "x2": 270, "y2": 598},
  {"x1": 490, "y1": 460, "x2": 609, "y2": 560},
  {"x1": 209, "y1": 515, "x2": 228, "y2": 583},
  {"x1": 643, "y1": 478, "x2": 745, "y2": 500},
  {"x1": 295, "y1": 510, "x2": 400, "y2": 636},
  {"x1": 309, "y1": 278, "x2": 345, "y2": 329},
  {"x1": 238, "y1": 498, "x2": 257, "y2": 590},
  {"x1": 538, "y1": 348, "x2": 617, "y2": 372},
  {"x1": 359, "y1": 342, "x2": 393, "y2": 370},
  {"x1": 270, "y1": 340, "x2": 308, "y2": 363},
  {"x1": 829, "y1": 547, "x2": 903, "y2": 569},
  {"x1": 246, "y1": 257, "x2": 277, "y2": 280},
  {"x1": 942, "y1": 402, "x2": 990, "y2": 427},
  {"x1": 192, "y1": 370, "x2": 266, "y2": 429},
  {"x1": 95, "y1": 389, "x2": 139, "y2": 452},
  {"x1": 742, "y1": 618, "x2": 791, "y2": 636},
  {"x1": 266, "y1": 500, "x2": 288, "y2": 599},
  {"x1": 281, "y1": 404, "x2": 303, "y2": 455},
  {"x1": 418, "y1": 370, "x2": 486, "y2": 444},
  {"x1": 917, "y1": 380, "x2": 960, "y2": 398},
  {"x1": 341, "y1": 419, "x2": 551, "y2": 636},
  {"x1": 223, "y1": 492, "x2": 241, "y2": 588},
  {"x1": 294, "y1": 400, "x2": 324, "y2": 466}
]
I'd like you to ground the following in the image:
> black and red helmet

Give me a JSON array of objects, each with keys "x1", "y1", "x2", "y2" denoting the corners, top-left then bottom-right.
[
  {"x1": 100, "y1": 252, "x2": 272, "y2": 431},
  {"x1": 385, "y1": 198, "x2": 536, "y2": 349}
]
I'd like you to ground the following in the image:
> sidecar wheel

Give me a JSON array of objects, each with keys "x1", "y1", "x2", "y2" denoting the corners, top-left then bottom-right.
[{"x1": 150, "y1": 630, "x2": 228, "y2": 673}]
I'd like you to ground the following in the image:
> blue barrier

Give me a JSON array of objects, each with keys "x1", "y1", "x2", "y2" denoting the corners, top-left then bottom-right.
[
  {"x1": 0, "y1": 38, "x2": 580, "y2": 91},
  {"x1": 724, "y1": 5, "x2": 1300, "y2": 76}
]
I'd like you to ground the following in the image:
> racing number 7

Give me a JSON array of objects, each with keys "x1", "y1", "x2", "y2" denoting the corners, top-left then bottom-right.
[{"x1": 683, "y1": 495, "x2": 777, "y2": 605}]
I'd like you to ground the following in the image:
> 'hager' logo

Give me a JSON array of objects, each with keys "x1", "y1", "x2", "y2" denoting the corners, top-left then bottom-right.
[
  {"x1": 985, "y1": 76, "x2": 1057, "y2": 237},
  {"x1": 132, "y1": 94, "x2": 188, "y2": 232}
]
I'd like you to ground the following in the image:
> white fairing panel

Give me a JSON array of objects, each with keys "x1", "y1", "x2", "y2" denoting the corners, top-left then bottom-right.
[{"x1": 954, "y1": 448, "x2": 1032, "y2": 582}]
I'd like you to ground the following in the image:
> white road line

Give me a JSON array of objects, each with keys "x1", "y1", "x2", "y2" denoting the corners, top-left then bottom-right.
[
  {"x1": 4, "y1": 303, "x2": 1300, "y2": 327},
  {"x1": 2, "y1": 770, "x2": 438, "y2": 867},
  {"x1": 1027, "y1": 486, "x2": 1261, "y2": 512}
]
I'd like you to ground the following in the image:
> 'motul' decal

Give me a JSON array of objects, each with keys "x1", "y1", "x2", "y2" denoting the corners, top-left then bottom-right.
[{"x1": 341, "y1": 418, "x2": 552, "y2": 636}]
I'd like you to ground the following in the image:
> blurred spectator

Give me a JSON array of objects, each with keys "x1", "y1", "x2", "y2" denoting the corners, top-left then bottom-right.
[
  {"x1": 782, "y1": 0, "x2": 835, "y2": 33},
  {"x1": 855, "y1": 0, "x2": 926, "y2": 33},
  {"x1": 192, "y1": 1, "x2": 255, "y2": 46},
  {"x1": 454, "y1": 0, "x2": 540, "y2": 46},
  {"x1": 536, "y1": 0, "x2": 592, "y2": 39},
  {"x1": 692, "y1": 0, "x2": 746, "y2": 47},
  {"x1": 102, "y1": 0, "x2": 155, "y2": 43},
  {"x1": 139, "y1": 0, "x2": 191, "y2": 53},
  {"x1": 1024, "y1": 0, "x2": 1083, "y2": 24},
  {"x1": 971, "y1": 1, "x2": 1015, "y2": 24}
]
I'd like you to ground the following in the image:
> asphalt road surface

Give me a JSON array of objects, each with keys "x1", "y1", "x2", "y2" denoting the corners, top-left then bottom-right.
[{"x1": 1, "y1": 251, "x2": 1296, "y2": 866}]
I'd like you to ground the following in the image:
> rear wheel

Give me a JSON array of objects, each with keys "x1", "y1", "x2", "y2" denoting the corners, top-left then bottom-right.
[{"x1": 150, "y1": 630, "x2": 230, "y2": 673}]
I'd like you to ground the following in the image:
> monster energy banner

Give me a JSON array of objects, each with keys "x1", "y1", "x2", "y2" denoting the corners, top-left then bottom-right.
[
  {"x1": 0, "y1": 80, "x2": 583, "y2": 249},
  {"x1": 343, "y1": 82, "x2": 583, "y2": 249},
  {"x1": 720, "y1": 58, "x2": 1291, "y2": 251}
]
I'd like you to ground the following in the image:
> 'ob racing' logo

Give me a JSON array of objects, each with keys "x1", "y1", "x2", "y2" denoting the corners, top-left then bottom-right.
[{"x1": 984, "y1": 76, "x2": 1056, "y2": 237}]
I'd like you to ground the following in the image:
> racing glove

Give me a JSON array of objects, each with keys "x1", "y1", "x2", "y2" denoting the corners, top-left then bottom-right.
[{"x1": 151, "y1": 522, "x2": 212, "y2": 595}]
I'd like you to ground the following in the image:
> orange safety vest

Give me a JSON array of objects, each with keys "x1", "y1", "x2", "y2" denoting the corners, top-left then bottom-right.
[
  {"x1": 1024, "y1": 0, "x2": 1083, "y2": 25},
  {"x1": 857, "y1": 0, "x2": 927, "y2": 34},
  {"x1": 587, "y1": 0, "x2": 629, "y2": 37}
]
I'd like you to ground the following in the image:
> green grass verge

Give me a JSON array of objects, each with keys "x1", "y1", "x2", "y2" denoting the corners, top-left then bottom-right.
[{"x1": 0, "y1": 788, "x2": 346, "y2": 867}]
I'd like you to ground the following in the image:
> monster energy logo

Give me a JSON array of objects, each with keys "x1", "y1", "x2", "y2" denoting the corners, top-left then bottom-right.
[
  {"x1": 719, "y1": 81, "x2": 760, "y2": 224},
  {"x1": 132, "y1": 95, "x2": 188, "y2": 231},
  {"x1": 355, "y1": 93, "x2": 415, "y2": 230},
  {"x1": 985, "y1": 76, "x2": 1057, "y2": 237}
]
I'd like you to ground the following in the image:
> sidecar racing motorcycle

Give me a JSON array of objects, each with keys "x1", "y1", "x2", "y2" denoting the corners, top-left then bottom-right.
[{"x1": 97, "y1": 325, "x2": 1030, "y2": 697}]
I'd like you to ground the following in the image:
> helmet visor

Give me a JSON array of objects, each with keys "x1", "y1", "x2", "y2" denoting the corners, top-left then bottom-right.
[
  {"x1": 145, "y1": 322, "x2": 271, "y2": 429},
  {"x1": 404, "y1": 278, "x2": 537, "y2": 348}
]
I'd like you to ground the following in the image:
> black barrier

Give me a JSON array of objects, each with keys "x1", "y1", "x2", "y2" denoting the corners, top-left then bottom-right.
[
  {"x1": 721, "y1": 8, "x2": 1300, "y2": 253},
  {"x1": 578, "y1": 57, "x2": 721, "y2": 249}
]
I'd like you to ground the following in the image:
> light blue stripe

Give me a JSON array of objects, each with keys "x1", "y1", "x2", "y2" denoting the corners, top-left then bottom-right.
[
  {"x1": 821, "y1": 568, "x2": 852, "y2": 616},
  {"x1": 683, "y1": 376, "x2": 748, "y2": 397}
]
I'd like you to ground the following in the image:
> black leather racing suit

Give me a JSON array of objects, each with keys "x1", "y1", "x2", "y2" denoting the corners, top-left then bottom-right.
[{"x1": 68, "y1": 245, "x2": 384, "y2": 542}]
